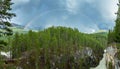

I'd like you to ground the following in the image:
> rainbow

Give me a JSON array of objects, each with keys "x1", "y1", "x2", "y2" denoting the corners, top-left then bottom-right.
[
  {"x1": 24, "y1": 9, "x2": 68, "y2": 30},
  {"x1": 24, "y1": 9, "x2": 97, "y2": 30}
]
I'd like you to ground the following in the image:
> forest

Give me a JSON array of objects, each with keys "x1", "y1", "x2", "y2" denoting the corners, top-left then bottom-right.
[
  {"x1": 0, "y1": 26, "x2": 107, "y2": 69},
  {"x1": 0, "y1": 0, "x2": 120, "y2": 69}
]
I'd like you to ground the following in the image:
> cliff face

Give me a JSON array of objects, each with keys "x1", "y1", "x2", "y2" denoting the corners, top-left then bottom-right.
[
  {"x1": 91, "y1": 45, "x2": 120, "y2": 69},
  {"x1": 0, "y1": 47, "x2": 103, "y2": 69},
  {"x1": 16, "y1": 47, "x2": 102, "y2": 69}
]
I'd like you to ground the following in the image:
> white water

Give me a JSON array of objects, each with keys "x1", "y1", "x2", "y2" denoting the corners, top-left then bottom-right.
[
  {"x1": 91, "y1": 46, "x2": 120, "y2": 69},
  {"x1": 91, "y1": 53, "x2": 107, "y2": 69},
  {"x1": 0, "y1": 51, "x2": 11, "y2": 59}
]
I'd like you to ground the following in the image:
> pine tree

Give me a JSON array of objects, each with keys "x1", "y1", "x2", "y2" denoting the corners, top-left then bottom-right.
[
  {"x1": 0, "y1": 0, "x2": 16, "y2": 46},
  {"x1": 107, "y1": 30, "x2": 115, "y2": 44},
  {"x1": 115, "y1": 19, "x2": 120, "y2": 43},
  {"x1": 108, "y1": 0, "x2": 120, "y2": 44},
  {"x1": 114, "y1": 0, "x2": 120, "y2": 43}
]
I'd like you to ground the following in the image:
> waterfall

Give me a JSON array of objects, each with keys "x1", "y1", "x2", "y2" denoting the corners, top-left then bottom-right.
[
  {"x1": 91, "y1": 51, "x2": 107, "y2": 69},
  {"x1": 91, "y1": 46, "x2": 120, "y2": 69}
]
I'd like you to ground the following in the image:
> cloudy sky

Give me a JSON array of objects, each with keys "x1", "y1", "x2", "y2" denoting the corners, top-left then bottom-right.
[{"x1": 11, "y1": 0, "x2": 118, "y2": 33}]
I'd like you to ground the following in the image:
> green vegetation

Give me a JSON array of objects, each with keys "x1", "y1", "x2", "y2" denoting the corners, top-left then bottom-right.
[
  {"x1": 107, "y1": 1, "x2": 120, "y2": 46},
  {"x1": 108, "y1": 1, "x2": 120, "y2": 45},
  {"x1": 0, "y1": 0, "x2": 16, "y2": 68},
  {"x1": 0, "y1": 0, "x2": 110, "y2": 69},
  {"x1": 107, "y1": 0, "x2": 120, "y2": 61},
  {"x1": 0, "y1": 0, "x2": 16, "y2": 49},
  {"x1": 114, "y1": 18, "x2": 120, "y2": 43},
  {"x1": 9, "y1": 26, "x2": 107, "y2": 69},
  {"x1": 10, "y1": 27, "x2": 28, "y2": 34}
]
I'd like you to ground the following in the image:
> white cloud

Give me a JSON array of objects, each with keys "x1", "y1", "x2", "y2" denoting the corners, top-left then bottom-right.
[
  {"x1": 65, "y1": 0, "x2": 96, "y2": 13},
  {"x1": 65, "y1": 0, "x2": 118, "y2": 21},
  {"x1": 90, "y1": 29, "x2": 96, "y2": 33},
  {"x1": 95, "y1": 0, "x2": 118, "y2": 21},
  {"x1": 66, "y1": 0, "x2": 80, "y2": 14},
  {"x1": 83, "y1": 0, "x2": 96, "y2": 4},
  {"x1": 11, "y1": 0, "x2": 118, "y2": 32},
  {"x1": 12, "y1": 0, "x2": 30, "y2": 6}
]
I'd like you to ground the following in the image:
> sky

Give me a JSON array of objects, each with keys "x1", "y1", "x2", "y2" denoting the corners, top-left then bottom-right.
[{"x1": 11, "y1": 0, "x2": 118, "y2": 33}]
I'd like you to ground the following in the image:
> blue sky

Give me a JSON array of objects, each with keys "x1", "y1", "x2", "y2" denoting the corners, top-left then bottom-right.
[{"x1": 11, "y1": 0, "x2": 118, "y2": 33}]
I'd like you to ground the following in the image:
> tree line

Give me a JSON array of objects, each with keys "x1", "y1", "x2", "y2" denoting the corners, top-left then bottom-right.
[{"x1": 8, "y1": 26, "x2": 107, "y2": 69}]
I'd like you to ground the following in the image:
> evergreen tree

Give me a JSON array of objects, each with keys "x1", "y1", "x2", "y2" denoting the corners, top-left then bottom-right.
[
  {"x1": 0, "y1": 0, "x2": 16, "y2": 46},
  {"x1": 108, "y1": 0, "x2": 120, "y2": 44},
  {"x1": 10, "y1": 26, "x2": 106, "y2": 69},
  {"x1": 114, "y1": 0, "x2": 120, "y2": 43},
  {"x1": 107, "y1": 30, "x2": 115, "y2": 44},
  {"x1": 114, "y1": 19, "x2": 120, "y2": 43}
]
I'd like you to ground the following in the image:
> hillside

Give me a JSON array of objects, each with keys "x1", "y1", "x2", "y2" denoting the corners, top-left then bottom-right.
[{"x1": 5, "y1": 26, "x2": 107, "y2": 69}]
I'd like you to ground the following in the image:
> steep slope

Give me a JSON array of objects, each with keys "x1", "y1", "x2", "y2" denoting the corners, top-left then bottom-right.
[{"x1": 9, "y1": 26, "x2": 107, "y2": 69}]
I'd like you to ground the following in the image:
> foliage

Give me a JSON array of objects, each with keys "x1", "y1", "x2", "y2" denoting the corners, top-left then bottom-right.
[
  {"x1": 107, "y1": 1, "x2": 120, "y2": 61},
  {"x1": 10, "y1": 26, "x2": 107, "y2": 69},
  {"x1": 0, "y1": 0, "x2": 16, "y2": 47},
  {"x1": 107, "y1": 30, "x2": 115, "y2": 44},
  {"x1": 114, "y1": 19, "x2": 120, "y2": 43},
  {"x1": 108, "y1": 1, "x2": 120, "y2": 44}
]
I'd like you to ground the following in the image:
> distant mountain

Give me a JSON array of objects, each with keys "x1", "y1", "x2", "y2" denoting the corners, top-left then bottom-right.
[
  {"x1": 11, "y1": 23, "x2": 25, "y2": 29},
  {"x1": 92, "y1": 30, "x2": 108, "y2": 37},
  {"x1": 24, "y1": 25, "x2": 44, "y2": 30},
  {"x1": 10, "y1": 23, "x2": 108, "y2": 35}
]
